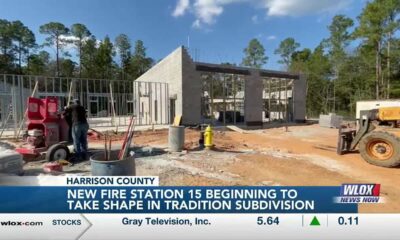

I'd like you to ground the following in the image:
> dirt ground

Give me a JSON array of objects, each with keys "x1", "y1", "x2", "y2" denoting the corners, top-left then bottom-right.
[{"x1": 21, "y1": 124, "x2": 400, "y2": 213}]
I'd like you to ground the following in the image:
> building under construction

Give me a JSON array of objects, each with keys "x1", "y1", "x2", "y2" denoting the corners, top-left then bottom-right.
[
  {"x1": 0, "y1": 46, "x2": 306, "y2": 137},
  {"x1": 136, "y1": 46, "x2": 306, "y2": 126}
]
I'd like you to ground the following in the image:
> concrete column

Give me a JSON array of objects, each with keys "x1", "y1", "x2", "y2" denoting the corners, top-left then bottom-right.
[
  {"x1": 293, "y1": 74, "x2": 306, "y2": 122},
  {"x1": 244, "y1": 70, "x2": 263, "y2": 126}
]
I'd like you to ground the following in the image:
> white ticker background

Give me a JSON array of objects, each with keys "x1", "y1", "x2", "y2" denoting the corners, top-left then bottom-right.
[{"x1": 0, "y1": 214, "x2": 398, "y2": 240}]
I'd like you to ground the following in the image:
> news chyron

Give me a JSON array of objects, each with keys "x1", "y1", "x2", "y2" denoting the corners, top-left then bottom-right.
[{"x1": 0, "y1": 176, "x2": 398, "y2": 240}]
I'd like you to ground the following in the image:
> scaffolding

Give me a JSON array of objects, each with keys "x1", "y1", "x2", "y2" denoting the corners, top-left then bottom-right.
[{"x1": 0, "y1": 74, "x2": 169, "y2": 138}]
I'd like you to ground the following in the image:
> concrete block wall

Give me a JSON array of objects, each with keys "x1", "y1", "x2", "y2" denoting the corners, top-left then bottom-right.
[
  {"x1": 135, "y1": 46, "x2": 185, "y2": 123},
  {"x1": 181, "y1": 48, "x2": 202, "y2": 125}
]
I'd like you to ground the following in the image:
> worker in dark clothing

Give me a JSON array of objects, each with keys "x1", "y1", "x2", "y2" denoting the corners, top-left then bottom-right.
[
  {"x1": 63, "y1": 99, "x2": 89, "y2": 160},
  {"x1": 63, "y1": 106, "x2": 73, "y2": 143}
]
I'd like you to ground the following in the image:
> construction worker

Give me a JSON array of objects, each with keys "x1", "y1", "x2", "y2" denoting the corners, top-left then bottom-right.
[
  {"x1": 63, "y1": 99, "x2": 89, "y2": 161},
  {"x1": 63, "y1": 105, "x2": 73, "y2": 143}
]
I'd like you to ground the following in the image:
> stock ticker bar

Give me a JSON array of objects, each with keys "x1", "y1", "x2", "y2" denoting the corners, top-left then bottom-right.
[
  {"x1": 0, "y1": 214, "x2": 399, "y2": 239},
  {"x1": 0, "y1": 177, "x2": 396, "y2": 239}
]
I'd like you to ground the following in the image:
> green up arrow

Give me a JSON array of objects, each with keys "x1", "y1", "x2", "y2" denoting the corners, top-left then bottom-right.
[{"x1": 310, "y1": 216, "x2": 321, "y2": 226}]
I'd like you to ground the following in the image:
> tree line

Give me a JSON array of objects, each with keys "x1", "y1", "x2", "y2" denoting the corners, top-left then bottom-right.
[
  {"x1": 242, "y1": 0, "x2": 400, "y2": 117},
  {"x1": 1, "y1": 0, "x2": 399, "y2": 118},
  {"x1": 0, "y1": 20, "x2": 153, "y2": 80}
]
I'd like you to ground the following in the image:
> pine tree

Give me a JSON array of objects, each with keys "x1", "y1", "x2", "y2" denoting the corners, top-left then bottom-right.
[{"x1": 242, "y1": 38, "x2": 268, "y2": 68}]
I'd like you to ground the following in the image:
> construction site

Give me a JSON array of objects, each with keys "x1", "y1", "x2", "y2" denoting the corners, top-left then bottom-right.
[{"x1": 1, "y1": 47, "x2": 400, "y2": 214}]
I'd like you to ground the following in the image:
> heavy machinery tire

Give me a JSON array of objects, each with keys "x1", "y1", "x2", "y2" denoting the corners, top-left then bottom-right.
[
  {"x1": 46, "y1": 144, "x2": 70, "y2": 162},
  {"x1": 359, "y1": 131, "x2": 400, "y2": 168}
]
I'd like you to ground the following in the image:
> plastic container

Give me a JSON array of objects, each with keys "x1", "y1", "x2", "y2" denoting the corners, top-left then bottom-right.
[{"x1": 90, "y1": 150, "x2": 135, "y2": 176}]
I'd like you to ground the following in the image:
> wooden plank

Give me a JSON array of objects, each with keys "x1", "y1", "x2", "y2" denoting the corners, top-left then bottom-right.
[
  {"x1": 226, "y1": 125, "x2": 248, "y2": 134},
  {"x1": 173, "y1": 115, "x2": 182, "y2": 126}
]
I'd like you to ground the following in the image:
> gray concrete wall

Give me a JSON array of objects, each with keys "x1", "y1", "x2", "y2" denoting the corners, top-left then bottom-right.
[
  {"x1": 181, "y1": 48, "x2": 202, "y2": 125},
  {"x1": 293, "y1": 74, "x2": 307, "y2": 122},
  {"x1": 136, "y1": 46, "x2": 202, "y2": 125},
  {"x1": 244, "y1": 69, "x2": 263, "y2": 125},
  {"x1": 135, "y1": 46, "x2": 185, "y2": 123}
]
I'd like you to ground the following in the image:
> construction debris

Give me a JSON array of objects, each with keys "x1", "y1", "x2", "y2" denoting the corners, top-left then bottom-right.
[
  {"x1": 43, "y1": 162, "x2": 63, "y2": 173},
  {"x1": 0, "y1": 145, "x2": 23, "y2": 175}
]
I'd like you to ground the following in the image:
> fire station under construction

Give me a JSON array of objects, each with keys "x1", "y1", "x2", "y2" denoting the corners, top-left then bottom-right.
[
  {"x1": 2, "y1": 47, "x2": 400, "y2": 213},
  {"x1": 0, "y1": 46, "x2": 305, "y2": 136}
]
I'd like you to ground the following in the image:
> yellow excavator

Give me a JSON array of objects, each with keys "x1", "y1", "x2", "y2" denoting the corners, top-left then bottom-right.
[{"x1": 337, "y1": 107, "x2": 400, "y2": 168}]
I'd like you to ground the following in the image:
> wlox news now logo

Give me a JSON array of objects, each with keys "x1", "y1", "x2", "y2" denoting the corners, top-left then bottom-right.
[
  {"x1": 335, "y1": 184, "x2": 383, "y2": 203},
  {"x1": 335, "y1": 184, "x2": 383, "y2": 204}
]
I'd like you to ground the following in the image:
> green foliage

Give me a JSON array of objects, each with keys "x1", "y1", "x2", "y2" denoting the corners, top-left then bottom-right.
[
  {"x1": 325, "y1": 15, "x2": 354, "y2": 112},
  {"x1": 95, "y1": 36, "x2": 115, "y2": 79},
  {"x1": 60, "y1": 58, "x2": 76, "y2": 77},
  {"x1": 0, "y1": 19, "x2": 16, "y2": 72},
  {"x1": 70, "y1": 23, "x2": 91, "y2": 40},
  {"x1": 326, "y1": 15, "x2": 353, "y2": 75},
  {"x1": 39, "y1": 22, "x2": 69, "y2": 45},
  {"x1": 1, "y1": 0, "x2": 400, "y2": 120},
  {"x1": 39, "y1": 22, "x2": 70, "y2": 76},
  {"x1": 287, "y1": 0, "x2": 400, "y2": 118},
  {"x1": 11, "y1": 20, "x2": 36, "y2": 73},
  {"x1": 290, "y1": 48, "x2": 311, "y2": 72},
  {"x1": 302, "y1": 44, "x2": 332, "y2": 117},
  {"x1": 1, "y1": 18, "x2": 154, "y2": 80},
  {"x1": 27, "y1": 51, "x2": 49, "y2": 75},
  {"x1": 274, "y1": 37, "x2": 300, "y2": 68},
  {"x1": 130, "y1": 40, "x2": 153, "y2": 79},
  {"x1": 353, "y1": 0, "x2": 400, "y2": 99},
  {"x1": 115, "y1": 34, "x2": 131, "y2": 79},
  {"x1": 242, "y1": 38, "x2": 268, "y2": 68},
  {"x1": 71, "y1": 23, "x2": 91, "y2": 77},
  {"x1": 81, "y1": 36, "x2": 98, "y2": 78},
  {"x1": 327, "y1": 15, "x2": 353, "y2": 59}
]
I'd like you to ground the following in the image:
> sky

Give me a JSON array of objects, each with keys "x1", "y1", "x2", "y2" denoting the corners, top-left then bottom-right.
[{"x1": 0, "y1": 0, "x2": 367, "y2": 70}]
